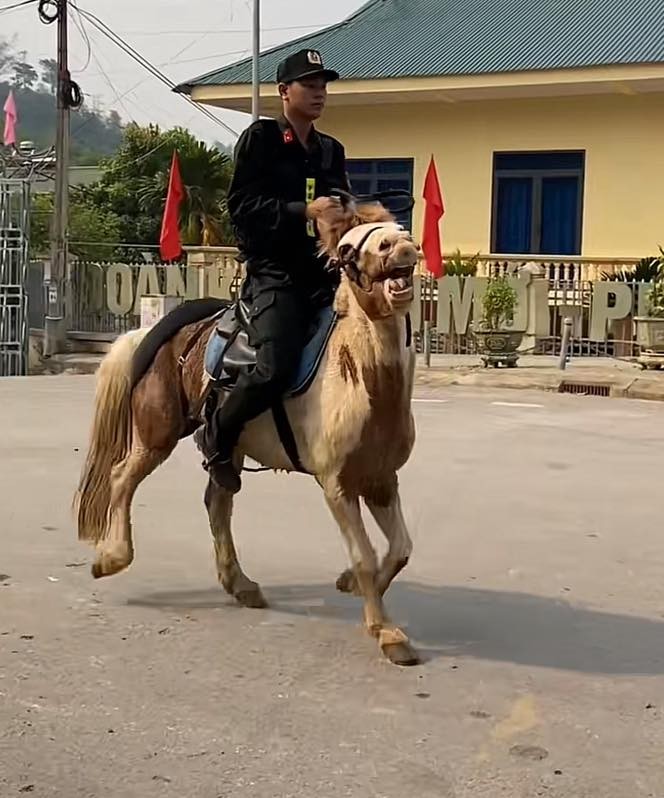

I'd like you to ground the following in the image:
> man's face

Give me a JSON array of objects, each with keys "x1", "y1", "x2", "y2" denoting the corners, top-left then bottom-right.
[{"x1": 280, "y1": 76, "x2": 328, "y2": 120}]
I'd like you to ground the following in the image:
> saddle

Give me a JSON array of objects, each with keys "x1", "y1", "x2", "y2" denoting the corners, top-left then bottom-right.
[
  {"x1": 202, "y1": 300, "x2": 337, "y2": 474},
  {"x1": 204, "y1": 300, "x2": 337, "y2": 397}
]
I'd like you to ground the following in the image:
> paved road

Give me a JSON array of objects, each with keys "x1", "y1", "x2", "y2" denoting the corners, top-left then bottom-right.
[{"x1": 2, "y1": 376, "x2": 664, "y2": 797}]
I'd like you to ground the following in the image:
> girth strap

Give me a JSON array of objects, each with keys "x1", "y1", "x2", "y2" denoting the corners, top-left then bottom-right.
[{"x1": 271, "y1": 401, "x2": 309, "y2": 474}]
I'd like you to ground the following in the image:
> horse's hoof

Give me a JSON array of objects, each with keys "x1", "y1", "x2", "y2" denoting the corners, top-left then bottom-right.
[
  {"x1": 381, "y1": 641, "x2": 420, "y2": 667},
  {"x1": 235, "y1": 587, "x2": 268, "y2": 609},
  {"x1": 91, "y1": 548, "x2": 132, "y2": 579},
  {"x1": 336, "y1": 568, "x2": 361, "y2": 595}
]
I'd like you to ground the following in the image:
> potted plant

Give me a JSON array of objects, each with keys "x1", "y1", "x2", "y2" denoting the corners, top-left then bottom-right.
[
  {"x1": 473, "y1": 274, "x2": 522, "y2": 368},
  {"x1": 446, "y1": 248, "x2": 480, "y2": 277},
  {"x1": 635, "y1": 247, "x2": 664, "y2": 368}
]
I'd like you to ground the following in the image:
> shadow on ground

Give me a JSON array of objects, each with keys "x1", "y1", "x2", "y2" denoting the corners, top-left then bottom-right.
[{"x1": 129, "y1": 580, "x2": 664, "y2": 676}]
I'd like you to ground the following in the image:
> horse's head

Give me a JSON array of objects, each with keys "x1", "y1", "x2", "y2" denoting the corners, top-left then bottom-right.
[{"x1": 313, "y1": 202, "x2": 420, "y2": 319}]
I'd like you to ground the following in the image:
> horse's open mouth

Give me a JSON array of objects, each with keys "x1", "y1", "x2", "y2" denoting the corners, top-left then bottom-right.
[{"x1": 386, "y1": 276, "x2": 414, "y2": 303}]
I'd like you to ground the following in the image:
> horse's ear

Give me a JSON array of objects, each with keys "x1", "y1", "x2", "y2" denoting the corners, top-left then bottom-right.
[{"x1": 355, "y1": 202, "x2": 395, "y2": 224}]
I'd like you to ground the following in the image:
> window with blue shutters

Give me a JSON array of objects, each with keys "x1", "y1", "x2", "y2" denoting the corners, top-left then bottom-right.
[
  {"x1": 491, "y1": 151, "x2": 585, "y2": 255},
  {"x1": 347, "y1": 158, "x2": 414, "y2": 229}
]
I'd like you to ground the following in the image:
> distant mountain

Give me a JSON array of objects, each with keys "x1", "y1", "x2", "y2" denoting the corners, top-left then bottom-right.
[
  {"x1": 0, "y1": 81, "x2": 124, "y2": 165},
  {"x1": 1, "y1": 41, "x2": 123, "y2": 165}
]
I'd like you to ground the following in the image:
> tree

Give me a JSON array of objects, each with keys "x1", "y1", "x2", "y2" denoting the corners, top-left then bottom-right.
[
  {"x1": 12, "y1": 56, "x2": 38, "y2": 90},
  {"x1": 30, "y1": 191, "x2": 122, "y2": 260},
  {"x1": 138, "y1": 133, "x2": 234, "y2": 246},
  {"x1": 83, "y1": 123, "x2": 235, "y2": 248},
  {"x1": 39, "y1": 58, "x2": 57, "y2": 94},
  {"x1": 0, "y1": 37, "x2": 16, "y2": 80}
]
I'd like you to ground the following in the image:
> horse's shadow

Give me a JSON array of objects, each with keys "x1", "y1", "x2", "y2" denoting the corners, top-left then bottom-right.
[{"x1": 129, "y1": 580, "x2": 664, "y2": 676}]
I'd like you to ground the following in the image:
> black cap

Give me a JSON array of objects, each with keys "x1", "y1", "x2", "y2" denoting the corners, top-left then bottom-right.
[{"x1": 276, "y1": 49, "x2": 339, "y2": 84}]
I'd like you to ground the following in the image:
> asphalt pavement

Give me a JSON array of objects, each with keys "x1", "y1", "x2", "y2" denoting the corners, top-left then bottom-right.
[{"x1": 2, "y1": 375, "x2": 664, "y2": 797}]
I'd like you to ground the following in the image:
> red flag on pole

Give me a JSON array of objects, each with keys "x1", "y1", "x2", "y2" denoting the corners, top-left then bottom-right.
[
  {"x1": 421, "y1": 155, "x2": 445, "y2": 278},
  {"x1": 159, "y1": 150, "x2": 185, "y2": 261}
]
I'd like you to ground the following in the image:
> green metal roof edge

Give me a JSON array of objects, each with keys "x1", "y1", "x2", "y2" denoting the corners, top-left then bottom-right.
[{"x1": 173, "y1": 0, "x2": 377, "y2": 94}]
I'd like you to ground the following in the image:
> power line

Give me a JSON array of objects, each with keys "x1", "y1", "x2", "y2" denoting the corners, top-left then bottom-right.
[
  {"x1": 68, "y1": 6, "x2": 91, "y2": 71},
  {"x1": 72, "y1": 3, "x2": 239, "y2": 138},
  {"x1": 116, "y1": 23, "x2": 335, "y2": 36},
  {"x1": 0, "y1": 0, "x2": 37, "y2": 13}
]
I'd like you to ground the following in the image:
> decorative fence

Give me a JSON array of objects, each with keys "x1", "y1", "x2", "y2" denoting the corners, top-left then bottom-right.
[{"x1": 26, "y1": 251, "x2": 648, "y2": 358}]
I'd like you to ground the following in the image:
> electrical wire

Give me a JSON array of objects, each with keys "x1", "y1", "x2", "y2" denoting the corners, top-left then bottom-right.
[
  {"x1": 117, "y1": 23, "x2": 336, "y2": 36},
  {"x1": 72, "y1": 3, "x2": 239, "y2": 137},
  {"x1": 36, "y1": 0, "x2": 57, "y2": 23},
  {"x1": 68, "y1": 6, "x2": 92, "y2": 72},
  {"x1": 38, "y1": 0, "x2": 83, "y2": 108},
  {"x1": 0, "y1": 0, "x2": 37, "y2": 14}
]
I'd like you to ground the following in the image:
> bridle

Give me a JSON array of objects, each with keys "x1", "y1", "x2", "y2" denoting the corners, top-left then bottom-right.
[
  {"x1": 328, "y1": 222, "x2": 416, "y2": 289},
  {"x1": 326, "y1": 188, "x2": 417, "y2": 288}
]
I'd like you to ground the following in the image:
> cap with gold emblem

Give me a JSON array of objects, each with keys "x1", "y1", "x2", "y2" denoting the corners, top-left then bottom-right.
[{"x1": 276, "y1": 49, "x2": 339, "y2": 84}]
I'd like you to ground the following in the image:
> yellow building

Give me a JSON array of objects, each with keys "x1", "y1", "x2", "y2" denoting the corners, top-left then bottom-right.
[{"x1": 176, "y1": 0, "x2": 664, "y2": 261}]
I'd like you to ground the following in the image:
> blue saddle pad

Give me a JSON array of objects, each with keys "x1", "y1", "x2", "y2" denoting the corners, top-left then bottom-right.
[{"x1": 204, "y1": 303, "x2": 337, "y2": 399}]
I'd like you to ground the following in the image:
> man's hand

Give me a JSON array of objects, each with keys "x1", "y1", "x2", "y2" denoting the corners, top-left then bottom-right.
[{"x1": 306, "y1": 196, "x2": 348, "y2": 225}]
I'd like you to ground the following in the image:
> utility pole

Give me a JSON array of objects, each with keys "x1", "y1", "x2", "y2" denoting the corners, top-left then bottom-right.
[
  {"x1": 44, "y1": 0, "x2": 70, "y2": 356},
  {"x1": 251, "y1": 0, "x2": 260, "y2": 121}
]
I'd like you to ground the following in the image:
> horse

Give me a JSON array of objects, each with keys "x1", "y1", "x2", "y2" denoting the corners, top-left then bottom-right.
[{"x1": 74, "y1": 200, "x2": 421, "y2": 666}]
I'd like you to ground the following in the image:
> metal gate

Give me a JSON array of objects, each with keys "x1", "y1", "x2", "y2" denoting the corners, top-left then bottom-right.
[{"x1": 0, "y1": 179, "x2": 30, "y2": 376}]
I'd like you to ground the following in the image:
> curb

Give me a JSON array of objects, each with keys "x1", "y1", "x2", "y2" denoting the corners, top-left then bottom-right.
[
  {"x1": 414, "y1": 367, "x2": 664, "y2": 403},
  {"x1": 29, "y1": 353, "x2": 664, "y2": 403}
]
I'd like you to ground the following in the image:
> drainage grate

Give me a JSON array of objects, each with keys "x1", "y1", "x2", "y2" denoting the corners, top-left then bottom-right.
[{"x1": 559, "y1": 381, "x2": 611, "y2": 398}]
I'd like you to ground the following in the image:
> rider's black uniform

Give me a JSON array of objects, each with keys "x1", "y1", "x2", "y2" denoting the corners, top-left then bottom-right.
[{"x1": 198, "y1": 106, "x2": 350, "y2": 489}]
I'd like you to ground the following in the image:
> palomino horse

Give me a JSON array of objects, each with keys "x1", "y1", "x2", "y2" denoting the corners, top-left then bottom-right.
[{"x1": 74, "y1": 201, "x2": 421, "y2": 666}]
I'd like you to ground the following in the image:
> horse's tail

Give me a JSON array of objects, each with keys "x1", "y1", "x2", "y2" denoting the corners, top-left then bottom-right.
[{"x1": 74, "y1": 328, "x2": 150, "y2": 544}]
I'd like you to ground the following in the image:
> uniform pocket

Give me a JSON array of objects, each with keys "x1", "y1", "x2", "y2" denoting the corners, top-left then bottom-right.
[{"x1": 249, "y1": 290, "x2": 276, "y2": 321}]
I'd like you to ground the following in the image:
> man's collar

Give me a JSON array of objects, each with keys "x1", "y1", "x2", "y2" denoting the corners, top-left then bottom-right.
[{"x1": 278, "y1": 115, "x2": 319, "y2": 148}]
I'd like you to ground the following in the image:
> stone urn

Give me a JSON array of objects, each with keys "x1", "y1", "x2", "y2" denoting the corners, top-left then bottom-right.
[{"x1": 473, "y1": 328, "x2": 524, "y2": 368}]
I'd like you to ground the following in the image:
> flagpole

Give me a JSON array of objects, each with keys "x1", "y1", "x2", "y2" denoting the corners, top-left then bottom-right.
[{"x1": 251, "y1": 0, "x2": 260, "y2": 121}]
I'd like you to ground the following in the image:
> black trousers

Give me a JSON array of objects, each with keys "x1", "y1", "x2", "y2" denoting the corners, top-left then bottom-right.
[{"x1": 202, "y1": 279, "x2": 315, "y2": 459}]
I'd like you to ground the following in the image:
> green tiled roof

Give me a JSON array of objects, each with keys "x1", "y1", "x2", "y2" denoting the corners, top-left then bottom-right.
[{"x1": 176, "y1": 0, "x2": 664, "y2": 92}]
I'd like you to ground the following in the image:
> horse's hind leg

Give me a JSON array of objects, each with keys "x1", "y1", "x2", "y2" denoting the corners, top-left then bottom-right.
[
  {"x1": 204, "y1": 475, "x2": 267, "y2": 609},
  {"x1": 92, "y1": 438, "x2": 170, "y2": 578}
]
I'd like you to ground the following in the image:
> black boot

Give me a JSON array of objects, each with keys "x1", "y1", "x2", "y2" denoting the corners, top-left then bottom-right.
[{"x1": 193, "y1": 428, "x2": 242, "y2": 494}]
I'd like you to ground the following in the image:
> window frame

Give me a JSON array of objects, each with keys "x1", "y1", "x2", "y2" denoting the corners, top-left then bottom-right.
[
  {"x1": 490, "y1": 150, "x2": 586, "y2": 255},
  {"x1": 346, "y1": 157, "x2": 415, "y2": 229}
]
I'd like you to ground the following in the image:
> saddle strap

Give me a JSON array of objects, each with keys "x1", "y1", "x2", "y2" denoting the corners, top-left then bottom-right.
[
  {"x1": 272, "y1": 401, "x2": 308, "y2": 474},
  {"x1": 405, "y1": 312, "x2": 412, "y2": 348}
]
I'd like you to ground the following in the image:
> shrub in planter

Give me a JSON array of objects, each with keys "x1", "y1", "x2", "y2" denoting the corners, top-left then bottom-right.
[
  {"x1": 473, "y1": 275, "x2": 522, "y2": 368},
  {"x1": 635, "y1": 247, "x2": 664, "y2": 359}
]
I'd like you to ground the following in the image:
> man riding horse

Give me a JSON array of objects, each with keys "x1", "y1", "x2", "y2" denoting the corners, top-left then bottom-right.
[{"x1": 195, "y1": 48, "x2": 352, "y2": 493}]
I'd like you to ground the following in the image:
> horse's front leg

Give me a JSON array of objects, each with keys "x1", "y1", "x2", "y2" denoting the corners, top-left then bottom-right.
[
  {"x1": 364, "y1": 478, "x2": 413, "y2": 597},
  {"x1": 321, "y1": 476, "x2": 419, "y2": 666}
]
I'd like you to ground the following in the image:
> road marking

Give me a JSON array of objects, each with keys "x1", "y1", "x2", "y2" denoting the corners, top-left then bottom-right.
[
  {"x1": 491, "y1": 401, "x2": 543, "y2": 409},
  {"x1": 412, "y1": 398, "x2": 450, "y2": 404}
]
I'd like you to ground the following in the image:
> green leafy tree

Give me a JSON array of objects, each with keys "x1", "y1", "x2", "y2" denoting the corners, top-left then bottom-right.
[
  {"x1": 83, "y1": 123, "x2": 234, "y2": 248},
  {"x1": 30, "y1": 191, "x2": 122, "y2": 260},
  {"x1": 12, "y1": 56, "x2": 38, "y2": 90}
]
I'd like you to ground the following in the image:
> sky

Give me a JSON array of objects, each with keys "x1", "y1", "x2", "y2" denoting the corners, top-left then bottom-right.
[{"x1": 2, "y1": 0, "x2": 363, "y2": 144}]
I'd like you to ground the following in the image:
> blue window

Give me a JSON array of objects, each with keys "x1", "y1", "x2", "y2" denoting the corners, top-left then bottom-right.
[
  {"x1": 347, "y1": 158, "x2": 414, "y2": 228},
  {"x1": 491, "y1": 152, "x2": 584, "y2": 255}
]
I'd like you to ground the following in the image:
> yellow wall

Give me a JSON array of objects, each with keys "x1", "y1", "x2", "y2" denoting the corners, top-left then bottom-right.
[{"x1": 320, "y1": 93, "x2": 664, "y2": 258}]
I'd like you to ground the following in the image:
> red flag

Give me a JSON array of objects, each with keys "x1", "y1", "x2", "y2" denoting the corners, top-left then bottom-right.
[
  {"x1": 159, "y1": 150, "x2": 185, "y2": 261},
  {"x1": 421, "y1": 155, "x2": 445, "y2": 278}
]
